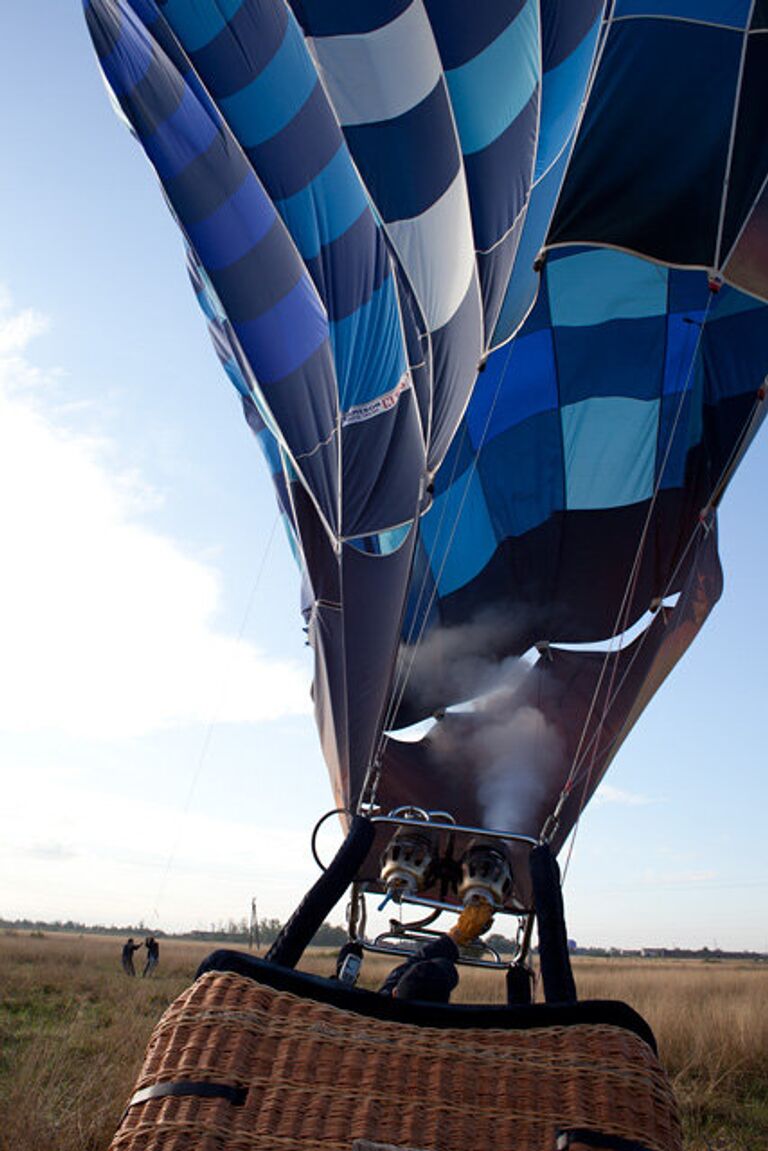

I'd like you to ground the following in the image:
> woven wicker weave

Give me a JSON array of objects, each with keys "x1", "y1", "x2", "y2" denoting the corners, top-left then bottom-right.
[{"x1": 111, "y1": 970, "x2": 682, "y2": 1151}]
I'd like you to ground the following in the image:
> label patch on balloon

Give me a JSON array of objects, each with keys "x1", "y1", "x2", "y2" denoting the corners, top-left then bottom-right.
[{"x1": 341, "y1": 372, "x2": 412, "y2": 426}]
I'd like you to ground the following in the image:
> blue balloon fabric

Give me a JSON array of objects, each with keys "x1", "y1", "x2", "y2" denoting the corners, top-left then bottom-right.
[{"x1": 84, "y1": 1, "x2": 768, "y2": 843}]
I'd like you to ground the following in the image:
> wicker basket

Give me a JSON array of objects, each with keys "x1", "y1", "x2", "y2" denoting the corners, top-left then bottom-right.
[{"x1": 111, "y1": 966, "x2": 682, "y2": 1151}]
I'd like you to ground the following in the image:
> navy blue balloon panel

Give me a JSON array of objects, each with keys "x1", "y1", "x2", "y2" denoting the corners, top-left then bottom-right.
[
  {"x1": 492, "y1": 0, "x2": 605, "y2": 344},
  {"x1": 383, "y1": 253, "x2": 766, "y2": 837},
  {"x1": 394, "y1": 250, "x2": 768, "y2": 734},
  {"x1": 85, "y1": 0, "x2": 341, "y2": 537},
  {"x1": 550, "y1": 4, "x2": 768, "y2": 300},
  {"x1": 288, "y1": 1, "x2": 607, "y2": 468},
  {"x1": 85, "y1": 2, "x2": 768, "y2": 838},
  {"x1": 85, "y1": 0, "x2": 430, "y2": 785},
  {"x1": 84, "y1": 0, "x2": 609, "y2": 809},
  {"x1": 380, "y1": 527, "x2": 724, "y2": 847}
]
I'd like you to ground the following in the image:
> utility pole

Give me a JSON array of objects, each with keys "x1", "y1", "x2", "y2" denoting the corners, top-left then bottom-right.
[{"x1": 249, "y1": 897, "x2": 260, "y2": 952}]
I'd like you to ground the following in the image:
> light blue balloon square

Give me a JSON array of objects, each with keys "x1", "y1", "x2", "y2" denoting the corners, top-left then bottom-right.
[{"x1": 561, "y1": 396, "x2": 660, "y2": 510}]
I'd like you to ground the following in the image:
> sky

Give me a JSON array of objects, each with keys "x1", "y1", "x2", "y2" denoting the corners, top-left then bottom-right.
[{"x1": 0, "y1": 5, "x2": 766, "y2": 952}]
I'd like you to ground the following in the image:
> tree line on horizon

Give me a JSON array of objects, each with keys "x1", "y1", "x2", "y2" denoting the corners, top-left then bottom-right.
[{"x1": 1, "y1": 916, "x2": 765, "y2": 961}]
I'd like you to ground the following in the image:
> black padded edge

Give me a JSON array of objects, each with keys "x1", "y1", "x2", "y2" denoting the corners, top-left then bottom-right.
[
  {"x1": 195, "y1": 950, "x2": 658, "y2": 1053},
  {"x1": 266, "y1": 814, "x2": 375, "y2": 968},
  {"x1": 530, "y1": 842, "x2": 577, "y2": 1004}
]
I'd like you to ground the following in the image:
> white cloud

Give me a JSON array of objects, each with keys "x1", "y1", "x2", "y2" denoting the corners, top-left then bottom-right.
[
  {"x1": 0, "y1": 780, "x2": 322, "y2": 928},
  {"x1": 0, "y1": 290, "x2": 311, "y2": 738},
  {"x1": 0, "y1": 305, "x2": 48, "y2": 356},
  {"x1": 593, "y1": 783, "x2": 652, "y2": 806},
  {"x1": 0, "y1": 782, "x2": 309, "y2": 875}
]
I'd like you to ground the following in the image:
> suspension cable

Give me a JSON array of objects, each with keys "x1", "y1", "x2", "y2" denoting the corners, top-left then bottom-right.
[
  {"x1": 556, "y1": 287, "x2": 746, "y2": 877},
  {"x1": 562, "y1": 368, "x2": 765, "y2": 806}
]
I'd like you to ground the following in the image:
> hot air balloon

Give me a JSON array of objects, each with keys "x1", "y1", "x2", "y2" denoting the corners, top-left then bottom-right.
[{"x1": 83, "y1": 2, "x2": 767, "y2": 1149}]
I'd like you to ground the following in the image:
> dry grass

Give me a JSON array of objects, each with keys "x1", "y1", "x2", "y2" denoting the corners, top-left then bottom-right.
[
  {"x1": 574, "y1": 958, "x2": 768, "y2": 1150},
  {"x1": 0, "y1": 933, "x2": 209, "y2": 1151},
  {"x1": 0, "y1": 932, "x2": 765, "y2": 1151}
]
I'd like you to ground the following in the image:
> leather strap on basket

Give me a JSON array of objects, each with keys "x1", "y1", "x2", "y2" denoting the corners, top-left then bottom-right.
[
  {"x1": 557, "y1": 1129, "x2": 658, "y2": 1151},
  {"x1": 127, "y1": 1080, "x2": 247, "y2": 1111}
]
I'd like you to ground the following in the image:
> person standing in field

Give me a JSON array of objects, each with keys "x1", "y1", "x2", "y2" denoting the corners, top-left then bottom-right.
[
  {"x1": 121, "y1": 937, "x2": 142, "y2": 976},
  {"x1": 142, "y1": 936, "x2": 160, "y2": 977}
]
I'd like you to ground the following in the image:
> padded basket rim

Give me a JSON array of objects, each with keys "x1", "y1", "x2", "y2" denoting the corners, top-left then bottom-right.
[{"x1": 196, "y1": 949, "x2": 658, "y2": 1052}]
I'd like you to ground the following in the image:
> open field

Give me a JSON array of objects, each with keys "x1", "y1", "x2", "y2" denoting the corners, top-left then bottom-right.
[{"x1": 0, "y1": 931, "x2": 765, "y2": 1150}]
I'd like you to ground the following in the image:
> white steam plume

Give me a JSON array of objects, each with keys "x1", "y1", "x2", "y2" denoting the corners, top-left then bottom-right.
[{"x1": 401, "y1": 614, "x2": 565, "y2": 833}]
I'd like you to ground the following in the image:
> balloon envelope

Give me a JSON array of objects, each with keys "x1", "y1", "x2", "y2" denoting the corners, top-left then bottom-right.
[{"x1": 84, "y1": 1, "x2": 768, "y2": 846}]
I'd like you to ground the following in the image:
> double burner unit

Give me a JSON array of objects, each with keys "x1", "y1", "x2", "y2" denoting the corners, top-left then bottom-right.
[
  {"x1": 380, "y1": 822, "x2": 514, "y2": 910},
  {"x1": 343, "y1": 807, "x2": 539, "y2": 969}
]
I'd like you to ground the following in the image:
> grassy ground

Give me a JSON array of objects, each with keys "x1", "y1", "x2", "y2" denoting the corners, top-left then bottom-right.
[{"x1": 0, "y1": 931, "x2": 765, "y2": 1150}]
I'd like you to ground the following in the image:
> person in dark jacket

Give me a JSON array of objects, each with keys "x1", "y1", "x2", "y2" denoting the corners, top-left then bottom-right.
[
  {"x1": 142, "y1": 935, "x2": 160, "y2": 977},
  {"x1": 379, "y1": 902, "x2": 493, "y2": 1003},
  {"x1": 121, "y1": 937, "x2": 142, "y2": 976}
]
